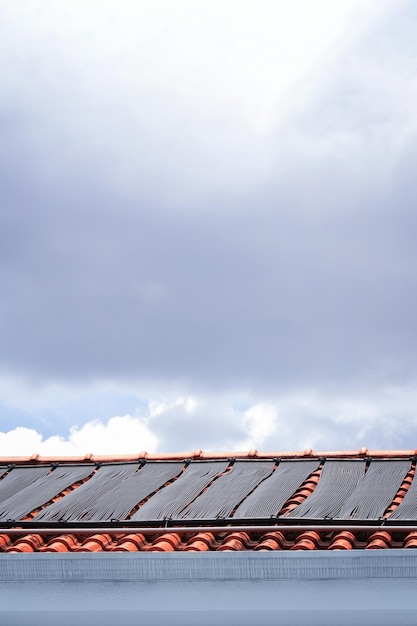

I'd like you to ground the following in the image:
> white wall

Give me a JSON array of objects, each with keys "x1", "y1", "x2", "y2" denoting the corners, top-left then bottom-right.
[{"x1": 1, "y1": 550, "x2": 417, "y2": 626}]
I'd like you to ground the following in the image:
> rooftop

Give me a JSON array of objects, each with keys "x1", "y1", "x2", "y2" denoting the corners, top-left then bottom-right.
[{"x1": 2, "y1": 448, "x2": 417, "y2": 553}]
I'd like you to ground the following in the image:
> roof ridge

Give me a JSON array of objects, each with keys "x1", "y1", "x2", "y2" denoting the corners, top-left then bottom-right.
[{"x1": 1, "y1": 448, "x2": 417, "y2": 464}]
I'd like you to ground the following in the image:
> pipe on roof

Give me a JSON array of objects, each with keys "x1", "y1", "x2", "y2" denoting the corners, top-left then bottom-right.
[{"x1": 2, "y1": 524, "x2": 417, "y2": 536}]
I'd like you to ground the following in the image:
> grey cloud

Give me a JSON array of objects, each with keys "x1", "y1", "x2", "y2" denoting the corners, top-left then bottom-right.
[
  {"x1": 2, "y1": 179, "x2": 417, "y2": 392},
  {"x1": 147, "y1": 388, "x2": 417, "y2": 453},
  {"x1": 150, "y1": 403, "x2": 248, "y2": 453},
  {"x1": 1, "y1": 2, "x2": 417, "y2": 401}
]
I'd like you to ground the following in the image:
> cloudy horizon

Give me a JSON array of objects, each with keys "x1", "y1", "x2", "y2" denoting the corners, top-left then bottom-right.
[{"x1": 1, "y1": 0, "x2": 417, "y2": 455}]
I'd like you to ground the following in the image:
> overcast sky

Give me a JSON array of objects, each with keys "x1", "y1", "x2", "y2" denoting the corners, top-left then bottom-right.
[{"x1": 1, "y1": 0, "x2": 417, "y2": 456}]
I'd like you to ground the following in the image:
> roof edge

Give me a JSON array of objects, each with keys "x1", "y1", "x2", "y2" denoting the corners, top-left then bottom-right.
[{"x1": 1, "y1": 448, "x2": 416, "y2": 464}]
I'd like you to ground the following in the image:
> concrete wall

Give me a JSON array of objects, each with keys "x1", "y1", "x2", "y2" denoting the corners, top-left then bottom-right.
[{"x1": 1, "y1": 550, "x2": 417, "y2": 626}]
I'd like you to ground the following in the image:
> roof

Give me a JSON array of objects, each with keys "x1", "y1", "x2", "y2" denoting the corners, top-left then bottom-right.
[{"x1": 2, "y1": 448, "x2": 417, "y2": 553}]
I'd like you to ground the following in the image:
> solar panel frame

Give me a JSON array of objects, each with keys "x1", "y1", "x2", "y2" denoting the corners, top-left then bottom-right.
[
  {"x1": 234, "y1": 459, "x2": 320, "y2": 519},
  {"x1": 0, "y1": 466, "x2": 53, "y2": 510},
  {"x1": 69, "y1": 461, "x2": 185, "y2": 521},
  {"x1": 179, "y1": 460, "x2": 275, "y2": 520},
  {"x1": 36, "y1": 463, "x2": 141, "y2": 522},
  {"x1": 388, "y1": 467, "x2": 417, "y2": 520},
  {"x1": 336, "y1": 459, "x2": 411, "y2": 520},
  {"x1": 286, "y1": 460, "x2": 366, "y2": 519},
  {"x1": 0, "y1": 464, "x2": 95, "y2": 521},
  {"x1": 131, "y1": 460, "x2": 230, "y2": 521}
]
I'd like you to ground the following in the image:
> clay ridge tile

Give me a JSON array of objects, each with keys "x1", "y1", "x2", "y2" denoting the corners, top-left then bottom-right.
[
  {"x1": 1, "y1": 528, "x2": 417, "y2": 552},
  {"x1": 2, "y1": 448, "x2": 417, "y2": 466}
]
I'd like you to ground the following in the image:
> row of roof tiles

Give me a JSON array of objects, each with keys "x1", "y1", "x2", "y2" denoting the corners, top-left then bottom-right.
[
  {"x1": 2, "y1": 448, "x2": 417, "y2": 464},
  {"x1": 2, "y1": 529, "x2": 417, "y2": 552}
]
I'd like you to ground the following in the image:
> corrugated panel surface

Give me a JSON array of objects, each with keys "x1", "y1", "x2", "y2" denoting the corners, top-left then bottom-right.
[
  {"x1": 131, "y1": 461, "x2": 229, "y2": 521},
  {"x1": 0, "y1": 455, "x2": 416, "y2": 528},
  {"x1": 36, "y1": 464, "x2": 140, "y2": 522},
  {"x1": 234, "y1": 460, "x2": 320, "y2": 518},
  {"x1": 0, "y1": 465, "x2": 94, "y2": 521},
  {"x1": 61, "y1": 461, "x2": 184, "y2": 522},
  {"x1": 287, "y1": 460, "x2": 366, "y2": 519},
  {"x1": 0, "y1": 467, "x2": 53, "y2": 510},
  {"x1": 389, "y1": 468, "x2": 417, "y2": 520},
  {"x1": 336, "y1": 460, "x2": 411, "y2": 520},
  {"x1": 179, "y1": 460, "x2": 274, "y2": 520}
]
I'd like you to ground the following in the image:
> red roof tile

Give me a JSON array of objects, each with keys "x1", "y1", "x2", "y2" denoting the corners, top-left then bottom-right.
[
  {"x1": 2, "y1": 527, "x2": 417, "y2": 553},
  {"x1": 1, "y1": 449, "x2": 417, "y2": 553}
]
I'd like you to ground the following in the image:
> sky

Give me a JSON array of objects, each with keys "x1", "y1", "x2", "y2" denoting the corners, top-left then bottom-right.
[{"x1": 1, "y1": 0, "x2": 417, "y2": 456}]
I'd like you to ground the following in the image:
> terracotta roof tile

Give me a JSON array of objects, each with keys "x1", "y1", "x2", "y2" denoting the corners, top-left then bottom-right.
[
  {"x1": 6, "y1": 533, "x2": 44, "y2": 553},
  {"x1": 3, "y1": 528, "x2": 417, "y2": 552},
  {"x1": 328, "y1": 530, "x2": 359, "y2": 550},
  {"x1": 291, "y1": 530, "x2": 326, "y2": 551},
  {"x1": 148, "y1": 532, "x2": 182, "y2": 551},
  {"x1": 77, "y1": 533, "x2": 113, "y2": 552},
  {"x1": 404, "y1": 530, "x2": 417, "y2": 549},
  {"x1": 254, "y1": 530, "x2": 290, "y2": 551},
  {"x1": 217, "y1": 531, "x2": 255, "y2": 551},
  {"x1": 366, "y1": 530, "x2": 397, "y2": 550},
  {"x1": 183, "y1": 531, "x2": 217, "y2": 551},
  {"x1": 113, "y1": 533, "x2": 147, "y2": 552},
  {"x1": 41, "y1": 534, "x2": 79, "y2": 552}
]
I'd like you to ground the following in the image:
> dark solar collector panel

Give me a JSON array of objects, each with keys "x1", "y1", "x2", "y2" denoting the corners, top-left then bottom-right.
[
  {"x1": 0, "y1": 465, "x2": 95, "y2": 521},
  {"x1": 36, "y1": 463, "x2": 140, "y2": 521},
  {"x1": 68, "y1": 461, "x2": 185, "y2": 521},
  {"x1": 388, "y1": 467, "x2": 417, "y2": 520},
  {"x1": 336, "y1": 459, "x2": 411, "y2": 520},
  {"x1": 0, "y1": 466, "x2": 52, "y2": 508},
  {"x1": 179, "y1": 460, "x2": 275, "y2": 520},
  {"x1": 131, "y1": 461, "x2": 229, "y2": 521},
  {"x1": 286, "y1": 460, "x2": 366, "y2": 519},
  {"x1": 234, "y1": 460, "x2": 320, "y2": 518}
]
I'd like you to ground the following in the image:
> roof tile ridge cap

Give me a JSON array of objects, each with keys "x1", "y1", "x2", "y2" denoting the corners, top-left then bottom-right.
[
  {"x1": 310, "y1": 449, "x2": 417, "y2": 458},
  {"x1": 0, "y1": 455, "x2": 97, "y2": 465},
  {"x1": 1, "y1": 449, "x2": 417, "y2": 466},
  {"x1": 0, "y1": 452, "x2": 300, "y2": 464},
  {"x1": 0, "y1": 454, "x2": 150, "y2": 465},
  {"x1": 91, "y1": 453, "x2": 149, "y2": 462},
  {"x1": 0, "y1": 456, "x2": 35, "y2": 464},
  {"x1": 298, "y1": 449, "x2": 369, "y2": 458},
  {"x1": 145, "y1": 450, "x2": 264, "y2": 460}
]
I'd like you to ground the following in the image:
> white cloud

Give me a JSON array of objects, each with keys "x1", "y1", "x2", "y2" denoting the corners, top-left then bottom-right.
[
  {"x1": 2, "y1": 374, "x2": 417, "y2": 456},
  {"x1": 2, "y1": 384, "x2": 417, "y2": 456},
  {"x1": 149, "y1": 400, "x2": 177, "y2": 419},
  {"x1": 236, "y1": 403, "x2": 279, "y2": 450},
  {"x1": 0, "y1": 415, "x2": 158, "y2": 457},
  {"x1": 0, "y1": 427, "x2": 43, "y2": 457}
]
